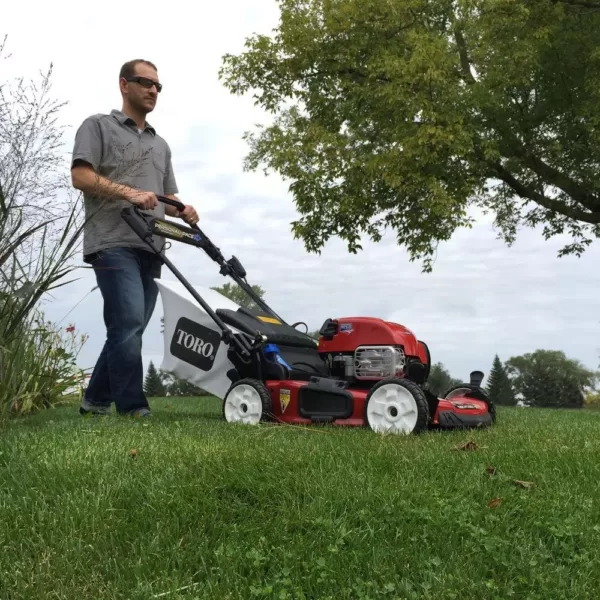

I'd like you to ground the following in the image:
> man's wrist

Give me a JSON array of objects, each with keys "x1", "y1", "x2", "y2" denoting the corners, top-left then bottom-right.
[{"x1": 121, "y1": 186, "x2": 146, "y2": 204}]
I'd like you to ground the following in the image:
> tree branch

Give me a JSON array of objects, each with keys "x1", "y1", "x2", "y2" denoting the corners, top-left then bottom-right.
[
  {"x1": 489, "y1": 160, "x2": 600, "y2": 224},
  {"x1": 454, "y1": 26, "x2": 476, "y2": 85},
  {"x1": 495, "y1": 129, "x2": 600, "y2": 212},
  {"x1": 555, "y1": 0, "x2": 600, "y2": 8},
  {"x1": 453, "y1": 22, "x2": 600, "y2": 211}
]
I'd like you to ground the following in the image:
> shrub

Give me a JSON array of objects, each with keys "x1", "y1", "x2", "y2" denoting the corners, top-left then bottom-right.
[{"x1": 0, "y1": 37, "x2": 87, "y2": 421}]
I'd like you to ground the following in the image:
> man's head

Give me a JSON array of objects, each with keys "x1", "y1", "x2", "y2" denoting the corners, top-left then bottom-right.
[{"x1": 119, "y1": 59, "x2": 161, "y2": 115}]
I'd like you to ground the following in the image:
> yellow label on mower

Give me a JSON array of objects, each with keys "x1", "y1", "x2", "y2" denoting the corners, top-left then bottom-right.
[
  {"x1": 258, "y1": 316, "x2": 281, "y2": 325},
  {"x1": 280, "y1": 389, "x2": 291, "y2": 413},
  {"x1": 155, "y1": 221, "x2": 185, "y2": 238}
]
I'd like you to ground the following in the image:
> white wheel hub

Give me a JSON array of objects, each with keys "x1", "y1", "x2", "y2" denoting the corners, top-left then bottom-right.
[
  {"x1": 224, "y1": 384, "x2": 263, "y2": 424},
  {"x1": 367, "y1": 383, "x2": 419, "y2": 434}
]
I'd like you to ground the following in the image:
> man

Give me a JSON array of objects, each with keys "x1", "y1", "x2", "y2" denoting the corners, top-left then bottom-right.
[{"x1": 71, "y1": 58, "x2": 198, "y2": 417}]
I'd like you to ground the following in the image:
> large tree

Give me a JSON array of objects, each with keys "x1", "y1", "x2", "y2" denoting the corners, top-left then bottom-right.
[
  {"x1": 220, "y1": 0, "x2": 600, "y2": 271},
  {"x1": 505, "y1": 349, "x2": 599, "y2": 408}
]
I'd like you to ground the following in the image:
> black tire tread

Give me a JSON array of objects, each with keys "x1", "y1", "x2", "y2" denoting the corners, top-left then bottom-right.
[{"x1": 223, "y1": 378, "x2": 274, "y2": 423}]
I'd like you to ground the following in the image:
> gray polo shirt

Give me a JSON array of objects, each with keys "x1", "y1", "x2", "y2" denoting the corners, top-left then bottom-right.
[{"x1": 71, "y1": 109, "x2": 178, "y2": 258}]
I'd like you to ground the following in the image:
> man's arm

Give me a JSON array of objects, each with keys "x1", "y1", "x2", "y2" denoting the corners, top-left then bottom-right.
[
  {"x1": 71, "y1": 162, "x2": 158, "y2": 210},
  {"x1": 71, "y1": 116, "x2": 158, "y2": 209}
]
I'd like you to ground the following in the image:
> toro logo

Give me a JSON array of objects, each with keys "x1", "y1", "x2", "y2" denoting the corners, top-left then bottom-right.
[{"x1": 170, "y1": 317, "x2": 221, "y2": 371}]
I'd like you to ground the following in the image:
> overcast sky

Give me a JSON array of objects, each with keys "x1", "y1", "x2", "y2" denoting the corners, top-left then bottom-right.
[{"x1": 3, "y1": 0, "x2": 599, "y2": 387}]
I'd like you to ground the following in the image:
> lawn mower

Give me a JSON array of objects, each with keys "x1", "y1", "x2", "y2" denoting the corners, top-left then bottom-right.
[{"x1": 121, "y1": 196, "x2": 496, "y2": 435}]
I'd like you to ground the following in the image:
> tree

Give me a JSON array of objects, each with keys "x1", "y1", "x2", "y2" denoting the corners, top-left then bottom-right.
[
  {"x1": 159, "y1": 282, "x2": 266, "y2": 333},
  {"x1": 505, "y1": 349, "x2": 599, "y2": 408},
  {"x1": 486, "y1": 355, "x2": 516, "y2": 406},
  {"x1": 211, "y1": 282, "x2": 266, "y2": 310},
  {"x1": 584, "y1": 391, "x2": 600, "y2": 409},
  {"x1": 220, "y1": 1, "x2": 600, "y2": 271},
  {"x1": 424, "y1": 362, "x2": 463, "y2": 397},
  {"x1": 143, "y1": 361, "x2": 166, "y2": 397}
]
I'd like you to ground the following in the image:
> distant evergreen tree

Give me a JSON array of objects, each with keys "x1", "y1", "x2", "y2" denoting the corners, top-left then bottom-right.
[
  {"x1": 144, "y1": 361, "x2": 166, "y2": 397},
  {"x1": 486, "y1": 355, "x2": 516, "y2": 405}
]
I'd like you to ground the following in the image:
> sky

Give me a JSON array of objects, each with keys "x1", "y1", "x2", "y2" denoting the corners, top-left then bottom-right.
[{"x1": 3, "y1": 0, "x2": 599, "y2": 387}]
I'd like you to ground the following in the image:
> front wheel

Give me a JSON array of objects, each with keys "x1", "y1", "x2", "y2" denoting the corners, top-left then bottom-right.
[
  {"x1": 223, "y1": 378, "x2": 273, "y2": 425},
  {"x1": 364, "y1": 378, "x2": 430, "y2": 435}
]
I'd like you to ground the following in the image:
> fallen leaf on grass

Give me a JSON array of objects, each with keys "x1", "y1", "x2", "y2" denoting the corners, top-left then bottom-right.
[
  {"x1": 485, "y1": 466, "x2": 497, "y2": 476},
  {"x1": 513, "y1": 480, "x2": 534, "y2": 489},
  {"x1": 129, "y1": 449, "x2": 138, "y2": 459},
  {"x1": 454, "y1": 440, "x2": 480, "y2": 451},
  {"x1": 487, "y1": 497, "x2": 503, "y2": 509}
]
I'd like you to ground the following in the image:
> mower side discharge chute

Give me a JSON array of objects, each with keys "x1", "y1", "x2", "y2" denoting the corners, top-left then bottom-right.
[{"x1": 121, "y1": 197, "x2": 496, "y2": 435}]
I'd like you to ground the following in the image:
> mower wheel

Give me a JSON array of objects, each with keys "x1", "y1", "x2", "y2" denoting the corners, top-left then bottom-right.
[
  {"x1": 364, "y1": 378, "x2": 430, "y2": 435},
  {"x1": 223, "y1": 378, "x2": 273, "y2": 425},
  {"x1": 443, "y1": 384, "x2": 496, "y2": 423}
]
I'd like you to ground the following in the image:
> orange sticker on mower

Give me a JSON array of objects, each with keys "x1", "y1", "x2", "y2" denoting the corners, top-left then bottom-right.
[{"x1": 258, "y1": 316, "x2": 281, "y2": 325}]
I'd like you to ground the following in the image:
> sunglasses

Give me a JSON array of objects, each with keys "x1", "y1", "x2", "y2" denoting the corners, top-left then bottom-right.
[{"x1": 126, "y1": 76, "x2": 163, "y2": 93}]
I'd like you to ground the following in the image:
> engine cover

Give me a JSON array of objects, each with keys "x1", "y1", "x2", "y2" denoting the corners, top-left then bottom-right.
[{"x1": 318, "y1": 317, "x2": 423, "y2": 357}]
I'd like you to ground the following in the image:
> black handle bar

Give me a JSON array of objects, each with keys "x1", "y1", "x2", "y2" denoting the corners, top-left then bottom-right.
[
  {"x1": 156, "y1": 195, "x2": 200, "y2": 231},
  {"x1": 156, "y1": 194, "x2": 184, "y2": 212}
]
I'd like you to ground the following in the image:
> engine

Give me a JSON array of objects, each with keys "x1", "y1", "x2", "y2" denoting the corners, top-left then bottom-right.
[
  {"x1": 330, "y1": 345, "x2": 406, "y2": 382},
  {"x1": 317, "y1": 317, "x2": 430, "y2": 386}
]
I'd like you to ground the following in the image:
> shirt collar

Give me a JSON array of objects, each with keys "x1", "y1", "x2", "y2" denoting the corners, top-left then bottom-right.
[{"x1": 110, "y1": 109, "x2": 156, "y2": 135}]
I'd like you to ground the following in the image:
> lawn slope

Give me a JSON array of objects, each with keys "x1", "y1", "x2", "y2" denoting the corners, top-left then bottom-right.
[{"x1": 1, "y1": 398, "x2": 600, "y2": 599}]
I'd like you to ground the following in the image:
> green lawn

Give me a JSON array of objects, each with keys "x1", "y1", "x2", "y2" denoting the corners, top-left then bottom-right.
[{"x1": 2, "y1": 398, "x2": 600, "y2": 599}]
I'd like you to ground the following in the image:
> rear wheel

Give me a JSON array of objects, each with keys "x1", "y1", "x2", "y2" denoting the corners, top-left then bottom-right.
[
  {"x1": 365, "y1": 378, "x2": 430, "y2": 435},
  {"x1": 443, "y1": 383, "x2": 496, "y2": 423},
  {"x1": 223, "y1": 378, "x2": 273, "y2": 424}
]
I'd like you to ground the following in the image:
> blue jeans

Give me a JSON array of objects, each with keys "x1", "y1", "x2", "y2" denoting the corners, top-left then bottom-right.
[{"x1": 84, "y1": 247, "x2": 162, "y2": 414}]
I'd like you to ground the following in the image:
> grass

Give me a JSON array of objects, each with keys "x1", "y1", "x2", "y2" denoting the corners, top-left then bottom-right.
[{"x1": 2, "y1": 399, "x2": 600, "y2": 599}]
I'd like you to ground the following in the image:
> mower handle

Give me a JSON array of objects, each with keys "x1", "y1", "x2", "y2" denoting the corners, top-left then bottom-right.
[
  {"x1": 156, "y1": 195, "x2": 200, "y2": 231},
  {"x1": 152, "y1": 195, "x2": 287, "y2": 325}
]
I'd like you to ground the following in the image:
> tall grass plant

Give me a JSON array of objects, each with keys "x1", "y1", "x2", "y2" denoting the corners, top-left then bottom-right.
[{"x1": 0, "y1": 35, "x2": 88, "y2": 421}]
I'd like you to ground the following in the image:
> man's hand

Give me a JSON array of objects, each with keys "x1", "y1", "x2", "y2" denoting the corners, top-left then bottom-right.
[
  {"x1": 176, "y1": 204, "x2": 199, "y2": 226},
  {"x1": 126, "y1": 190, "x2": 158, "y2": 210}
]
